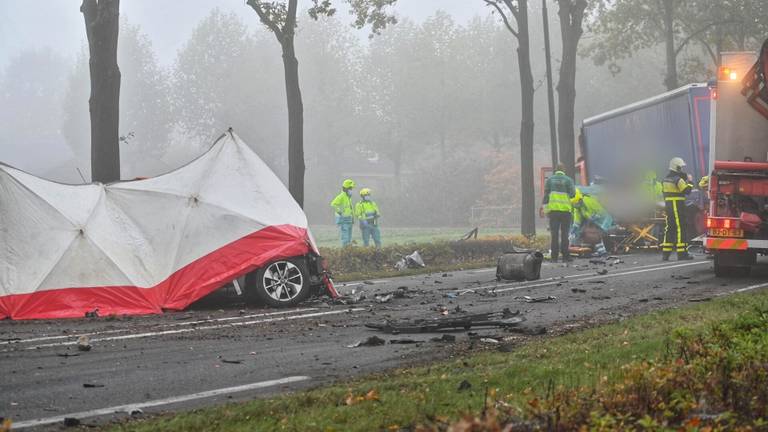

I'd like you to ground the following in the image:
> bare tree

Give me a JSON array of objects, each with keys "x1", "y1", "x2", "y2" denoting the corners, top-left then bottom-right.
[
  {"x1": 484, "y1": 0, "x2": 537, "y2": 236},
  {"x1": 81, "y1": 0, "x2": 121, "y2": 183},
  {"x1": 246, "y1": 0, "x2": 307, "y2": 206},
  {"x1": 556, "y1": 0, "x2": 587, "y2": 178}
]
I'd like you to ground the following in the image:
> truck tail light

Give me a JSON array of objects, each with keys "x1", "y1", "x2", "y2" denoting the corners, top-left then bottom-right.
[{"x1": 707, "y1": 217, "x2": 741, "y2": 229}]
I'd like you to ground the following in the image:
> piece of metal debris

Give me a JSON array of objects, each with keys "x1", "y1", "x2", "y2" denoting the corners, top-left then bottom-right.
[
  {"x1": 571, "y1": 288, "x2": 587, "y2": 293},
  {"x1": 375, "y1": 294, "x2": 393, "y2": 303},
  {"x1": 518, "y1": 295, "x2": 557, "y2": 303},
  {"x1": 347, "y1": 336, "x2": 387, "y2": 348}
]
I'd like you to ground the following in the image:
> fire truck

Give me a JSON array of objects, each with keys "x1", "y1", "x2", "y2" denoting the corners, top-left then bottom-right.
[{"x1": 703, "y1": 39, "x2": 768, "y2": 276}]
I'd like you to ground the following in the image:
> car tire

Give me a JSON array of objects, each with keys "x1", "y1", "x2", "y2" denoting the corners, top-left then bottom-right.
[{"x1": 245, "y1": 258, "x2": 312, "y2": 307}]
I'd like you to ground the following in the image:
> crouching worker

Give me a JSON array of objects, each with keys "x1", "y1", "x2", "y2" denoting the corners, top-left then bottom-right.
[
  {"x1": 331, "y1": 179, "x2": 356, "y2": 247},
  {"x1": 570, "y1": 188, "x2": 613, "y2": 257},
  {"x1": 356, "y1": 188, "x2": 382, "y2": 248}
]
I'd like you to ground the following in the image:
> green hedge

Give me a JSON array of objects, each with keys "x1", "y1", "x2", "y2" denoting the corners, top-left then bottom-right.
[{"x1": 319, "y1": 235, "x2": 549, "y2": 280}]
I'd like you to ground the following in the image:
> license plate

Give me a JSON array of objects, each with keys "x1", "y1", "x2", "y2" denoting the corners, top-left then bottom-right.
[{"x1": 708, "y1": 228, "x2": 744, "y2": 238}]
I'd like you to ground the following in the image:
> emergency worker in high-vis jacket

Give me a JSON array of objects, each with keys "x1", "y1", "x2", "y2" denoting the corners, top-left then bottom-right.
[
  {"x1": 355, "y1": 188, "x2": 381, "y2": 248},
  {"x1": 662, "y1": 158, "x2": 694, "y2": 261},
  {"x1": 541, "y1": 164, "x2": 576, "y2": 262},
  {"x1": 331, "y1": 179, "x2": 356, "y2": 246}
]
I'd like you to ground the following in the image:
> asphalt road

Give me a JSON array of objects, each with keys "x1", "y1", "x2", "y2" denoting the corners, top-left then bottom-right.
[{"x1": 2, "y1": 253, "x2": 768, "y2": 430}]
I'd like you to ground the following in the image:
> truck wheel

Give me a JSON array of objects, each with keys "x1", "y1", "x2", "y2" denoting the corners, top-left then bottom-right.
[
  {"x1": 245, "y1": 258, "x2": 311, "y2": 307},
  {"x1": 713, "y1": 252, "x2": 752, "y2": 277}
]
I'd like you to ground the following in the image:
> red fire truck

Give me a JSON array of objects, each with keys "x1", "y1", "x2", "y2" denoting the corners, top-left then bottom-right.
[{"x1": 703, "y1": 39, "x2": 768, "y2": 276}]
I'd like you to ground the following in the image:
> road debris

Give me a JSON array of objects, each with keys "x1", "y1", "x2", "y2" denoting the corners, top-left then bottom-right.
[
  {"x1": 77, "y1": 335, "x2": 92, "y2": 352},
  {"x1": 366, "y1": 309, "x2": 524, "y2": 334},
  {"x1": 63, "y1": 417, "x2": 81, "y2": 427},
  {"x1": 596, "y1": 269, "x2": 609, "y2": 275},
  {"x1": 571, "y1": 288, "x2": 587, "y2": 293},
  {"x1": 389, "y1": 339, "x2": 419, "y2": 344},
  {"x1": 430, "y1": 334, "x2": 457, "y2": 343},
  {"x1": 395, "y1": 251, "x2": 426, "y2": 271},
  {"x1": 347, "y1": 336, "x2": 387, "y2": 348},
  {"x1": 517, "y1": 295, "x2": 557, "y2": 303},
  {"x1": 82, "y1": 383, "x2": 104, "y2": 388},
  {"x1": 56, "y1": 353, "x2": 80, "y2": 358},
  {"x1": 375, "y1": 294, "x2": 393, "y2": 303},
  {"x1": 220, "y1": 358, "x2": 244, "y2": 364},
  {"x1": 480, "y1": 337, "x2": 500, "y2": 344}
]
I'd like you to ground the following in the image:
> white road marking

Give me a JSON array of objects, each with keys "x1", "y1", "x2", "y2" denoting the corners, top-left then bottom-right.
[
  {"x1": 490, "y1": 261, "x2": 709, "y2": 294},
  {"x1": 718, "y1": 281, "x2": 768, "y2": 295},
  {"x1": 2, "y1": 308, "x2": 317, "y2": 346},
  {"x1": 10, "y1": 376, "x2": 311, "y2": 430},
  {"x1": 17, "y1": 309, "x2": 365, "y2": 351}
]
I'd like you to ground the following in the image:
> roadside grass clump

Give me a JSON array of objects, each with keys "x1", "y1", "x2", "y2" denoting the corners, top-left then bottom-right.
[
  {"x1": 105, "y1": 290, "x2": 768, "y2": 432},
  {"x1": 432, "y1": 303, "x2": 768, "y2": 431},
  {"x1": 320, "y1": 235, "x2": 549, "y2": 281}
]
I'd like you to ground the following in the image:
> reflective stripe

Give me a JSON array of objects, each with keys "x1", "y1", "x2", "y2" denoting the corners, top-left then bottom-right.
[
  {"x1": 672, "y1": 200, "x2": 682, "y2": 247},
  {"x1": 664, "y1": 197, "x2": 685, "y2": 201}
]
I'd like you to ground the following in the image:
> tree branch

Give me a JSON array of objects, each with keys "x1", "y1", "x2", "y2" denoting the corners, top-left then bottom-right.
[
  {"x1": 285, "y1": 0, "x2": 298, "y2": 38},
  {"x1": 246, "y1": 0, "x2": 285, "y2": 42},
  {"x1": 674, "y1": 19, "x2": 741, "y2": 56},
  {"x1": 501, "y1": 0, "x2": 520, "y2": 21},
  {"x1": 483, "y1": 0, "x2": 519, "y2": 38}
]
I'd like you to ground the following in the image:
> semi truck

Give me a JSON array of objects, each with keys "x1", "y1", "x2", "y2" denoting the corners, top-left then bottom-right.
[
  {"x1": 702, "y1": 40, "x2": 768, "y2": 276},
  {"x1": 580, "y1": 84, "x2": 712, "y2": 185}
]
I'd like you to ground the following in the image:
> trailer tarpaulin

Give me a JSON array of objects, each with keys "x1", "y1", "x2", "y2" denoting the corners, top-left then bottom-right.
[{"x1": 0, "y1": 131, "x2": 310, "y2": 320}]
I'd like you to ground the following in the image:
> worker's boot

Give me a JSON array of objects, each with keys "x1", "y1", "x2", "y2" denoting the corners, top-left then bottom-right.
[
  {"x1": 662, "y1": 252, "x2": 671, "y2": 261},
  {"x1": 677, "y1": 252, "x2": 694, "y2": 261}
]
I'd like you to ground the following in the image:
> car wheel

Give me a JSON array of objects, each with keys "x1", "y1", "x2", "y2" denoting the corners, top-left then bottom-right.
[{"x1": 245, "y1": 258, "x2": 311, "y2": 307}]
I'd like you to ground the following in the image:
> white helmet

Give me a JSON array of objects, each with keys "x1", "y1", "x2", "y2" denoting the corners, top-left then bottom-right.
[{"x1": 669, "y1": 157, "x2": 686, "y2": 172}]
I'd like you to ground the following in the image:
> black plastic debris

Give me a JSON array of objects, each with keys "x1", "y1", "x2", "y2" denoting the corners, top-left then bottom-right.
[
  {"x1": 83, "y1": 383, "x2": 104, "y2": 388},
  {"x1": 63, "y1": 417, "x2": 81, "y2": 427},
  {"x1": 366, "y1": 310, "x2": 524, "y2": 334},
  {"x1": 389, "y1": 339, "x2": 419, "y2": 344}
]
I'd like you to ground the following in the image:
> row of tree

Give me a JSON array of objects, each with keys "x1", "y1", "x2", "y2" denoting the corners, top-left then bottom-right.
[{"x1": 4, "y1": 0, "x2": 766, "y2": 229}]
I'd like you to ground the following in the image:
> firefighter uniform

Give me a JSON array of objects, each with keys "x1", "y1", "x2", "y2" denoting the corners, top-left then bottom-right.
[
  {"x1": 542, "y1": 167, "x2": 576, "y2": 262},
  {"x1": 661, "y1": 158, "x2": 694, "y2": 260}
]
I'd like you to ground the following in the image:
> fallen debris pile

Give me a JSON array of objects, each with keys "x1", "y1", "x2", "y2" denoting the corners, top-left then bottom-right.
[{"x1": 365, "y1": 309, "x2": 524, "y2": 334}]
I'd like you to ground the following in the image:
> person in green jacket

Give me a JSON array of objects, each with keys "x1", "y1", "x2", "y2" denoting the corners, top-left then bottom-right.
[
  {"x1": 355, "y1": 188, "x2": 381, "y2": 248},
  {"x1": 570, "y1": 188, "x2": 613, "y2": 257},
  {"x1": 331, "y1": 179, "x2": 356, "y2": 246},
  {"x1": 541, "y1": 164, "x2": 576, "y2": 262}
]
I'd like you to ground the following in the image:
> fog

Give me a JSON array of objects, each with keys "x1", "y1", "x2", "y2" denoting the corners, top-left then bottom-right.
[{"x1": 0, "y1": 0, "x2": 730, "y2": 228}]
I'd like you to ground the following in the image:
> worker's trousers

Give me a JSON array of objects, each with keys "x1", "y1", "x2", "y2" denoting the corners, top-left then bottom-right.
[
  {"x1": 662, "y1": 198, "x2": 687, "y2": 254},
  {"x1": 548, "y1": 211, "x2": 572, "y2": 261},
  {"x1": 360, "y1": 223, "x2": 381, "y2": 248},
  {"x1": 338, "y1": 216, "x2": 353, "y2": 247}
]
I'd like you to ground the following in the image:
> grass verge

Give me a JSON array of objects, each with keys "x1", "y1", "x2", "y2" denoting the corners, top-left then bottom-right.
[{"x1": 104, "y1": 289, "x2": 768, "y2": 432}]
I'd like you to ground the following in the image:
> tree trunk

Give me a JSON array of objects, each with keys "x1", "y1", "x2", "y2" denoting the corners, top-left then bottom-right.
[
  {"x1": 662, "y1": 0, "x2": 678, "y2": 91},
  {"x1": 281, "y1": 37, "x2": 305, "y2": 207},
  {"x1": 517, "y1": 1, "x2": 537, "y2": 237},
  {"x1": 556, "y1": 0, "x2": 587, "y2": 179},
  {"x1": 81, "y1": 0, "x2": 121, "y2": 183}
]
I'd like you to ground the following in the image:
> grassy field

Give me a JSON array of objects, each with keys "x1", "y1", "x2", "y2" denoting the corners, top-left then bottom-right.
[
  {"x1": 106, "y1": 289, "x2": 768, "y2": 432},
  {"x1": 310, "y1": 225, "x2": 517, "y2": 249}
]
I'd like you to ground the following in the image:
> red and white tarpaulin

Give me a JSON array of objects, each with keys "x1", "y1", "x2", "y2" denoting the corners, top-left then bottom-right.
[{"x1": 0, "y1": 132, "x2": 311, "y2": 320}]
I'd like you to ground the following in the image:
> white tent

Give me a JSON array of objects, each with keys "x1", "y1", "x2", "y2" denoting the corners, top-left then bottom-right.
[{"x1": 0, "y1": 131, "x2": 312, "y2": 320}]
